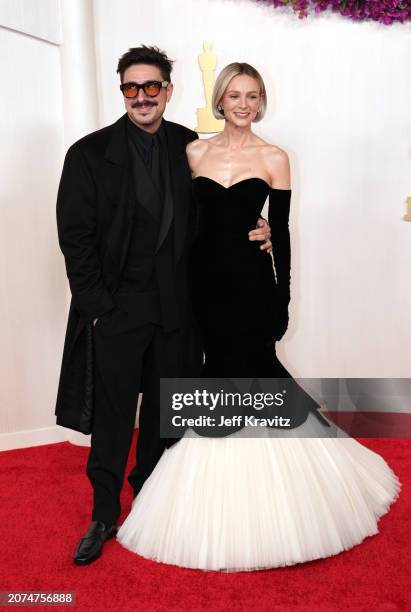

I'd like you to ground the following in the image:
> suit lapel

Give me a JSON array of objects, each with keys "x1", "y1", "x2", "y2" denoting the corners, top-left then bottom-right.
[
  {"x1": 103, "y1": 114, "x2": 135, "y2": 273},
  {"x1": 155, "y1": 125, "x2": 174, "y2": 252},
  {"x1": 163, "y1": 120, "x2": 192, "y2": 261}
]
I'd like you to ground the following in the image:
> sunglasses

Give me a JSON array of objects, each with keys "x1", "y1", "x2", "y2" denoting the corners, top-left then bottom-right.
[{"x1": 120, "y1": 80, "x2": 169, "y2": 98}]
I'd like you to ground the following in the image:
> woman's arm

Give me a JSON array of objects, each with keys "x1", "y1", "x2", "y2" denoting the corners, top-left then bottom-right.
[{"x1": 266, "y1": 148, "x2": 292, "y2": 340}]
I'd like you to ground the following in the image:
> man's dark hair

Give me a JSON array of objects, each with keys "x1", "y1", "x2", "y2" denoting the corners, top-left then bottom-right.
[{"x1": 117, "y1": 45, "x2": 174, "y2": 82}]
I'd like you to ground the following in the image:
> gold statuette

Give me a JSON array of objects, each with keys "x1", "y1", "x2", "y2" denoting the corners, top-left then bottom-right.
[
  {"x1": 195, "y1": 42, "x2": 224, "y2": 134},
  {"x1": 404, "y1": 196, "x2": 411, "y2": 221}
]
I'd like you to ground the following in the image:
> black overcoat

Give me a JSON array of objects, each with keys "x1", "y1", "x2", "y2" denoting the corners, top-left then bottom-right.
[{"x1": 55, "y1": 114, "x2": 198, "y2": 434}]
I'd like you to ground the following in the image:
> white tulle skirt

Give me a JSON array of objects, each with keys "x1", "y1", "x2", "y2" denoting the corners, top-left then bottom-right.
[{"x1": 116, "y1": 413, "x2": 401, "y2": 572}]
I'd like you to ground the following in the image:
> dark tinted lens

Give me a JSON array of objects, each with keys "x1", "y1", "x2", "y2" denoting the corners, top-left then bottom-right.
[{"x1": 143, "y1": 82, "x2": 161, "y2": 97}]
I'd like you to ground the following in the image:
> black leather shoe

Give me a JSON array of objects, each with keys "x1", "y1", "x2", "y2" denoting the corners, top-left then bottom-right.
[{"x1": 73, "y1": 521, "x2": 117, "y2": 565}]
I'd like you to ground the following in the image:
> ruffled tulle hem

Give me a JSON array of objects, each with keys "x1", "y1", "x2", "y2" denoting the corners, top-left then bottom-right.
[
  {"x1": 118, "y1": 486, "x2": 401, "y2": 572},
  {"x1": 117, "y1": 419, "x2": 401, "y2": 572}
]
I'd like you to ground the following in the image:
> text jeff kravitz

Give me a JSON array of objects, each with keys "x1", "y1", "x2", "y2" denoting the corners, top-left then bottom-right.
[{"x1": 171, "y1": 415, "x2": 291, "y2": 427}]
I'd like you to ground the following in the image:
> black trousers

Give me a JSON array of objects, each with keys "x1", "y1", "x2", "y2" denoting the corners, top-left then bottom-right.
[{"x1": 86, "y1": 307, "x2": 199, "y2": 525}]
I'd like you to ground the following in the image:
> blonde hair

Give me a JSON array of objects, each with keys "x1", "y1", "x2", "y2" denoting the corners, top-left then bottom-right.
[{"x1": 212, "y1": 62, "x2": 267, "y2": 122}]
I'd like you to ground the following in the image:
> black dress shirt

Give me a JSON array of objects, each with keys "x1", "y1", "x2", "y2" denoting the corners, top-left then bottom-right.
[{"x1": 126, "y1": 116, "x2": 165, "y2": 198}]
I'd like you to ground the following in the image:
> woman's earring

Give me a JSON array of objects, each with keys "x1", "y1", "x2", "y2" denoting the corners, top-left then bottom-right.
[{"x1": 218, "y1": 106, "x2": 225, "y2": 116}]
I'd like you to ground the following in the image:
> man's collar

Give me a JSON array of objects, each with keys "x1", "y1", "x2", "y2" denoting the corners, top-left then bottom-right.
[{"x1": 126, "y1": 115, "x2": 165, "y2": 148}]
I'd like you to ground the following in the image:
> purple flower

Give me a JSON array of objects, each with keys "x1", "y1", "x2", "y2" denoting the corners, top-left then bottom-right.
[{"x1": 256, "y1": 0, "x2": 411, "y2": 24}]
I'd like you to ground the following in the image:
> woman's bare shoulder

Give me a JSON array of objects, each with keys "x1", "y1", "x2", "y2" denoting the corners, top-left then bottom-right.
[
  {"x1": 186, "y1": 138, "x2": 214, "y2": 173},
  {"x1": 261, "y1": 143, "x2": 291, "y2": 189},
  {"x1": 260, "y1": 141, "x2": 289, "y2": 162},
  {"x1": 186, "y1": 138, "x2": 210, "y2": 157}
]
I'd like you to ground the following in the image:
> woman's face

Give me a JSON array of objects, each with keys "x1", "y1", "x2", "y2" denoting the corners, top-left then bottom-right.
[{"x1": 220, "y1": 74, "x2": 262, "y2": 127}]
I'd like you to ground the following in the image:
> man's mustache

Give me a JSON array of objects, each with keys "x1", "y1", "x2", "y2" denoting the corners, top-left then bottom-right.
[{"x1": 132, "y1": 101, "x2": 157, "y2": 108}]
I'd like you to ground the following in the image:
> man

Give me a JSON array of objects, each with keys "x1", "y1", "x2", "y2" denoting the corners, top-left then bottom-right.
[{"x1": 55, "y1": 46, "x2": 271, "y2": 565}]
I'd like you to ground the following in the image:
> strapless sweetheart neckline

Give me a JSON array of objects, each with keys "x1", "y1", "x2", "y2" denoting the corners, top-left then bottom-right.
[
  {"x1": 193, "y1": 176, "x2": 279, "y2": 191},
  {"x1": 193, "y1": 176, "x2": 291, "y2": 192}
]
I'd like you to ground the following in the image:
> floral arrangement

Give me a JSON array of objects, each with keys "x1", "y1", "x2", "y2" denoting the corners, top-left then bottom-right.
[{"x1": 257, "y1": 0, "x2": 411, "y2": 24}]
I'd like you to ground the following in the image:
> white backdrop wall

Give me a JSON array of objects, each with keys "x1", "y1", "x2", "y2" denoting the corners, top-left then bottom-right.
[
  {"x1": 0, "y1": 2, "x2": 67, "y2": 450},
  {"x1": 0, "y1": 0, "x2": 99, "y2": 450},
  {"x1": 0, "y1": 0, "x2": 410, "y2": 450}
]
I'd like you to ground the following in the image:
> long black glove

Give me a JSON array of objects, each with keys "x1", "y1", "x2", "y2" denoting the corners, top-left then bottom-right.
[{"x1": 268, "y1": 188, "x2": 292, "y2": 341}]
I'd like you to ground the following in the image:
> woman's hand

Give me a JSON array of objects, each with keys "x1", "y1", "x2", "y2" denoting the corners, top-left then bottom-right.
[{"x1": 249, "y1": 218, "x2": 272, "y2": 253}]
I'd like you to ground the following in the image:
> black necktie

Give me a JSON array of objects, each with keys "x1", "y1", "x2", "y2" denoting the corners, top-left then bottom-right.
[{"x1": 150, "y1": 134, "x2": 163, "y2": 199}]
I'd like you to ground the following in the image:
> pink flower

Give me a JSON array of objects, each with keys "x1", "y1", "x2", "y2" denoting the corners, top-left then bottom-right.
[{"x1": 258, "y1": 0, "x2": 411, "y2": 24}]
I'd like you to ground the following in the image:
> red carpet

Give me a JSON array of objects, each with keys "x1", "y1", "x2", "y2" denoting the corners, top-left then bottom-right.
[{"x1": 0, "y1": 434, "x2": 409, "y2": 611}]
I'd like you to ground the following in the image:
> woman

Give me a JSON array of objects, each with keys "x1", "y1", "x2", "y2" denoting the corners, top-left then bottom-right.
[{"x1": 117, "y1": 63, "x2": 401, "y2": 571}]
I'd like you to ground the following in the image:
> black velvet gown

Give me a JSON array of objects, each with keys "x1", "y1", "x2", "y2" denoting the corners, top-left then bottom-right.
[{"x1": 190, "y1": 176, "x2": 292, "y2": 377}]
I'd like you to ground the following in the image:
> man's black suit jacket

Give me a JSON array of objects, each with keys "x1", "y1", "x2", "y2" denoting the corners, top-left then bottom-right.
[{"x1": 55, "y1": 113, "x2": 198, "y2": 434}]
